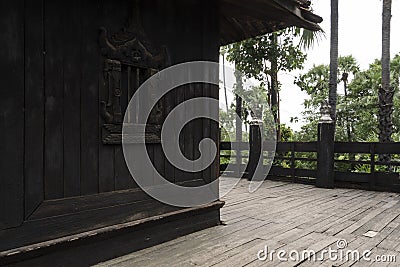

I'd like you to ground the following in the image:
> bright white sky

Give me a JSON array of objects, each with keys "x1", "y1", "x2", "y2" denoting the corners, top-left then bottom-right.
[{"x1": 280, "y1": 0, "x2": 400, "y2": 131}]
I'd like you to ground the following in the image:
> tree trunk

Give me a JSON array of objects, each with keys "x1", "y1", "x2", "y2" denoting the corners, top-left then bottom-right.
[
  {"x1": 234, "y1": 69, "x2": 243, "y2": 177},
  {"x1": 234, "y1": 69, "x2": 243, "y2": 141},
  {"x1": 270, "y1": 33, "x2": 281, "y2": 140},
  {"x1": 379, "y1": 0, "x2": 393, "y2": 163},
  {"x1": 329, "y1": 0, "x2": 339, "y2": 122},
  {"x1": 342, "y1": 75, "x2": 352, "y2": 142},
  {"x1": 343, "y1": 75, "x2": 356, "y2": 168}
]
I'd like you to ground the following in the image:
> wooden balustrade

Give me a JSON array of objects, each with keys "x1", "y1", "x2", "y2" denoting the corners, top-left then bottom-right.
[{"x1": 219, "y1": 140, "x2": 400, "y2": 192}]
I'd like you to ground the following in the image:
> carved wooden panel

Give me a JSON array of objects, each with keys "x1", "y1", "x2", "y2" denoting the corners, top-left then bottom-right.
[{"x1": 99, "y1": 5, "x2": 169, "y2": 145}]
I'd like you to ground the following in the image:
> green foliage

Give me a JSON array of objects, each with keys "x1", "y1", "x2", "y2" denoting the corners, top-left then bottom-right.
[
  {"x1": 224, "y1": 28, "x2": 309, "y2": 140},
  {"x1": 298, "y1": 29, "x2": 325, "y2": 50},
  {"x1": 288, "y1": 54, "x2": 400, "y2": 173},
  {"x1": 294, "y1": 54, "x2": 400, "y2": 142},
  {"x1": 239, "y1": 85, "x2": 269, "y2": 125},
  {"x1": 219, "y1": 108, "x2": 236, "y2": 142},
  {"x1": 280, "y1": 124, "x2": 294, "y2": 142},
  {"x1": 225, "y1": 28, "x2": 307, "y2": 83}
]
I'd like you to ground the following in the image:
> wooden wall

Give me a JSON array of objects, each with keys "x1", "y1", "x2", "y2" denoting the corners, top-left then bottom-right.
[
  {"x1": 0, "y1": 0, "x2": 25, "y2": 231},
  {"x1": 0, "y1": 0, "x2": 220, "y2": 252}
]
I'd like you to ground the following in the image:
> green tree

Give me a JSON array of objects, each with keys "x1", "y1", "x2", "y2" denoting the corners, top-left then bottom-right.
[
  {"x1": 337, "y1": 56, "x2": 360, "y2": 142},
  {"x1": 295, "y1": 55, "x2": 400, "y2": 143},
  {"x1": 225, "y1": 28, "x2": 307, "y2": 140}
]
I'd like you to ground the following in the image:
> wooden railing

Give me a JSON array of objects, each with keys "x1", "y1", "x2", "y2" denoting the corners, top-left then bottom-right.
[
  {"x1": 334, "y1": 142, "x2": 400, "y2": 190},
  {"x1": 220, "y1": 141, "x2": 400, "y2": 192}
]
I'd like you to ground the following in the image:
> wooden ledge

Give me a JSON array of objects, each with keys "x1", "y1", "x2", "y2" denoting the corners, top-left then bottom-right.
[{"x1": 0, "y1": 201, "x2": 224, "y2": 266}]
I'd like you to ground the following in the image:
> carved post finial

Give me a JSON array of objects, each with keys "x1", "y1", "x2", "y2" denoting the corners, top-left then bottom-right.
[{"x1": 319, "y1": 100, "x2": 333, "y2": 123}]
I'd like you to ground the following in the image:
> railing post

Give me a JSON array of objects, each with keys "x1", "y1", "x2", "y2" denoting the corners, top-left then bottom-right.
[
  {"x1": 370, "y1": 143, "x2": 376, "y2": 189},
  {"x1": 235, "y1": 144, "x2": 242, "y2": 178},
  {"x1": 248, "y1": 120, "x2": 262, "y2": 181},
  {"x1": 236, "y1": 95, "x2": 243, "y2": 178},
  {"x1": 316, "y1": 101, "x2": 335, "y2": 189},
  {"x1": 291, "y1": 143, "x2": 296, "y2": 183}
]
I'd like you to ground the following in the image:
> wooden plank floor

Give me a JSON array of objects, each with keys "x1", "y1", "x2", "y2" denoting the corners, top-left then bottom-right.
[{"x1": 95, "y1": 179, "x2": 400, "y2": 266}]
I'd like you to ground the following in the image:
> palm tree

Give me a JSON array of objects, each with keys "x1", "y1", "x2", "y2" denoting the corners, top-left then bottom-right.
[
  {"x1": 379, "y1": 0, "x2": 394, "y2": 144},
  {"x1": 299, "y1": 29, "x2": 324, "y2": 50},
  {"x1": 329, "y1": 0, "x2": 339, "y2": 121},
  {"x1": 379, "y1": 0, "x2": 394, "y2": 164}
]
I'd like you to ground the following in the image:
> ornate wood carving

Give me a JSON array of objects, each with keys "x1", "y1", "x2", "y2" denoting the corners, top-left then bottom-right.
[
  {"x1": 99, "y1": 4, "x2": 169, "y2": 145},
  {"x1": 102, "y1": 124, "x2": 161, "y2": 145},
  {"x1": 99, "y1": 27, "x2": 169, "y2": 70},
  {"x1": 101, "y1": 59, "x2": 122, "y2": 124}
]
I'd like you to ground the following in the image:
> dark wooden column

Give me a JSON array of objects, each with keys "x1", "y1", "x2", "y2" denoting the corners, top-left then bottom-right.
[
  {"x1": 316, "y1": 103, "x2": 335, "y2": 189},
  {"x1": 248, "y1": 121, "x2": 262, "y2": 181}
]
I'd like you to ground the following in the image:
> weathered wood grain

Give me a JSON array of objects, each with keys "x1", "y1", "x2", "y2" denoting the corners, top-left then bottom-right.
[
  {"x1": 63, "y1": 0, "x2": 82, "y2": 198},
  {"x1": 0, "y1": 0, "x2": 24, "y2": 230},
  {"x1": 97, "y1": 179, "x2": 400, "y2": 267},
  {"x1": 44, "y1": 0, "x2": 65, "y2": 200},
  {"x1": 80, "y1": 0, "x2": 100, "y2": 195},
  {"x1": 24, "y1": 0, "x2": 45, "y2": 218}
]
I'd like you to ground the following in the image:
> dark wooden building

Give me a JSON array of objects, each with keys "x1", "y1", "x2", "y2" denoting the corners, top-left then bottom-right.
[{"x1": 0, "y1": 0, "x2": 321, "y2": 266}]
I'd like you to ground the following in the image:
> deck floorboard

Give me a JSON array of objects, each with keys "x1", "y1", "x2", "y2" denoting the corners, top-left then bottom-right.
[{"x1": 95, "y1": 179, "x2": 400, "y2": 266}]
